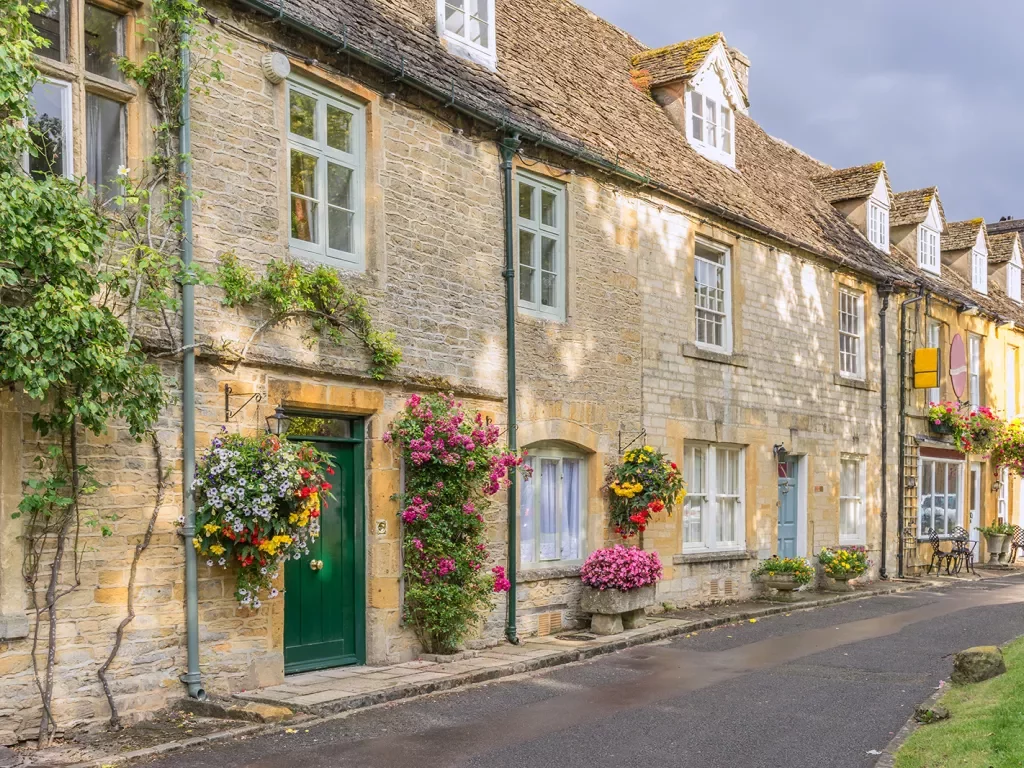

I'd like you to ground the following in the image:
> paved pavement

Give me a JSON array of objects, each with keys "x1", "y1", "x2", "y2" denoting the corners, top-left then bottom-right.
[{"x1": 137, "y1": 575, "x2": 1024, "y2": 768}]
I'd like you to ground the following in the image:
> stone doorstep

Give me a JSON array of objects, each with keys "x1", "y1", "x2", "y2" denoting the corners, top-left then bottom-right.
[{"x1": 236, "y1": 580, "x2": 944, "y2": 717}]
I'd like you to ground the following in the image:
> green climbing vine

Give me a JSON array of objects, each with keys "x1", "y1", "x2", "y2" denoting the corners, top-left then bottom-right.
[{"x1": 217, "y1": 254, "x2": 402, "y2": 379}]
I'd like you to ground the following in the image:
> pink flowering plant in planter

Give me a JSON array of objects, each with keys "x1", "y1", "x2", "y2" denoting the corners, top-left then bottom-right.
[
  {"x1": 580, "y1": 545, "x2": 663, "y2": 592},
  {"x1": 384, "y1": 393, "x2": 527, "y2": 654}
]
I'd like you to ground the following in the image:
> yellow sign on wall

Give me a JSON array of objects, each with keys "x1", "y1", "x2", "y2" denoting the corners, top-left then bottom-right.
[{"x1": 914, "y1": 347, "x2": 939, "y2": 389}]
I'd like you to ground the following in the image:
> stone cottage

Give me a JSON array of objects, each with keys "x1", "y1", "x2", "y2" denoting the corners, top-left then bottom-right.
[{"x1": 2, "y1": 0, "x2": 1024, "y2": 743}]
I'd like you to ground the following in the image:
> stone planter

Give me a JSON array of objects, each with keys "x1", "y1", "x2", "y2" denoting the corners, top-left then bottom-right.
[
  {"x1": 825, "y1": 573, "x2": 860, "y2": 592},
  {"x1": 758, "y1": 573, "x2": 803, "y2": 601},
  {"x1": 1000, "y1": 535, "x2": 1013, "y2": 563},
  {"x1": 580, "y1": 584, "x2": 656, "y2": 635},
  {"x1": 985, "y1": 534, "x2": 1007, "y2": 565}
]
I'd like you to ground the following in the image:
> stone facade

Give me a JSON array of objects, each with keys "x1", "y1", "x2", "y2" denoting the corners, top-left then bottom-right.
[{"x1": 4, "y1": 0, "x2": 1024, "y2": 746}]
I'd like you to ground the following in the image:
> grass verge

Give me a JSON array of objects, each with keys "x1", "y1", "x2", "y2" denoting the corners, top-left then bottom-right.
[{"x1": 895, "y1": 636, "x2": 1024, "y2": 767}]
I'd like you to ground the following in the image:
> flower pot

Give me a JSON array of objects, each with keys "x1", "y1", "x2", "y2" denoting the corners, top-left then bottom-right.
[
  {"x1": 985, "y1": 534, "x2": 1007, "y2": 565},
  {"x1": 580, "y1": 584, "x2": 656, "y2": 635},
  {"x1": 929, "y1": 421, "x2": 955, "y2": 436},
  {"x1": 758, "y1": 572, "x2": 803, "y2": 601},
  {"x1": 826, "y1": 573, "x2": 859, "y2": 592}
]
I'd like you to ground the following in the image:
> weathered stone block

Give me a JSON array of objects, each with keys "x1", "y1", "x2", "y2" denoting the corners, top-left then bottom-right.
[
  {"x1": 952, "y1": 646, "x2": 1006, "y2": 684},
  {"x1": 579, "y1": 585, "x2": 655, "y2": 615}
]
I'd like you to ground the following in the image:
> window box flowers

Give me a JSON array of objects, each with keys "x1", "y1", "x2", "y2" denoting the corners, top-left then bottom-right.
[
  {"x1": 928, "y1": 402, "x2": 1006, "y2": 455},
  {"x1": 817, "y1": 547, "x2": 868, "y2": 592},
  {"x1": 606, "y1": 445, "x2": 685, "y2": 541},
  {"x1": 927, "y1": 402, "x2": 965, "y2": 438},
  {"x1": 752, "y1": 556, "x2": 813, "y2": 601},
  {"x1": 192, "y1": 431, "x2": 335, "y2": 609},
  {"x1": 579, "y1": 546, "x2": 662, "y2": 635}
]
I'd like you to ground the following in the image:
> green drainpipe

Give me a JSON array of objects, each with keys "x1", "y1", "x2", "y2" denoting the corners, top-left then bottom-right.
[
  {"x1": 179, "y1": 33, "x2": 204, "y2": 700},
  {"x1": 501, "y1": 133, "x2": 521, "y2": 645}
]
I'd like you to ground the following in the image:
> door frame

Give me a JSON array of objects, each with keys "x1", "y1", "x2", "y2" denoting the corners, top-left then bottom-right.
[
  {"x1": 969, "y1": 461, "x2": 982, "y2": 544},
  {"x1": 284, "y1": 412, "x2": 367, "y2": 673},
  {"x1": 777, "y1": 455, "x2": 807, "y2": 558}
]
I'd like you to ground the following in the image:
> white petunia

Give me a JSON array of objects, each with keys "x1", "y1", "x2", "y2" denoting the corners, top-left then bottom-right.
[{"x1": 117, "y1": 164, "x2": 130, "y2": 177}]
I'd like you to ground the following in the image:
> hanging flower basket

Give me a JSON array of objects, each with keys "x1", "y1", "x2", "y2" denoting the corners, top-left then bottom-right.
[
  {"x1": 927, "y1": 402, "x2": 965, "y2": 438},
  {"x1": 192, "y1": 431, "x2": 335, "y2": 609},
  {"x1": 606, "y1": 445, "x2": 686, "y2": 540}
]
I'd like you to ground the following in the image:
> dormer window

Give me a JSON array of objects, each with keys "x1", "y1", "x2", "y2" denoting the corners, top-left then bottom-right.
[
  {"x1": 971, "y1": 249, "x2": 987, "y2": 293},
  {"x1": 687, "y1": 89, "x2": 735, "y2": 166},
  {"x1": 868, "y1": 201, "x2": 889, "y2": 252},
  {"x1": 918, "y1": 226, "x2": 940, "y2": 273},
  {"x1": 438, "y1": 0, "x2": 496, "y2": 70},
  {"x1": 1009, "y1": 260, "x2": 1022, "y2": 302}
]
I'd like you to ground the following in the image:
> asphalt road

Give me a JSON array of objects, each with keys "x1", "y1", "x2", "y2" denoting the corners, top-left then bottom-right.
[{"x1": 139, "y1": 575, "x2": 1024, "y2": 768}]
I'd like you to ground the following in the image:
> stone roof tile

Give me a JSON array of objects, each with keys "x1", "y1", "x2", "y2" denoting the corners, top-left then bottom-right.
[
  {"x1": 943, "y1": 219, "x2": 987, "y2": 252},
  {"x1": 810, "y1": 162, "x2": 889, "y2": 204},
  {"x1": 989, "y1": 232, "x2": 1021, "y2": 265},
  {"x1": 891, "y1": 187, "x2": 944, "y2": 229},
  {"x1": 629, "y1": 32, "x2": 723, "y2": 88}
]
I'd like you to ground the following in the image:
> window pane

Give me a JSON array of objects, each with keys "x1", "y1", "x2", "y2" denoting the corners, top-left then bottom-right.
[
  {"x1": 27, "y1": 81, "x2": 69, "y2": 178},
  {"x1": 540, "y1": 237, "x2": 557, "y2": 272},
  {"x1": 444, "y1": 2, "x2": 465, "y2": 36},
  {"x1": 519, "y1": 230, "x2": 535, "y2": 303},
  {"x1": 541, "y1": 190, "x2": 557, "y2": 227},
  {"x1": 327, "y1": 163, "x2": 352, "y2": 208},
  {"x1": 920, "y1": 461, "x2": 933, "y2": 534},
  {"x1": 290, "y1": 150, "x2": 317, "y2": 197},
  {"x1": 690, "y1": 91, "x2": 703, "y2": 140},
  {"x1": 683, "y1": 447, "x2": 704, "y2": 545},
  {"x1": 704, "y1": 98, "x2": 717, "y2": 147},
  {"x1": 541, "y1": 271, "x2": 556, "y2": 308},
  {"x1": 539, "y1": 459, "x2": 558, "y2": 560},
  {"x1": 29, "y1": 0, "x2": 65, "y2": 61},
  {"x1": 289, "y1": 90, "x2": 317, "y2": 139},
  {"x1": 560, "y1": 459, "x2": 581, "y2": 560},
  {"x1": 326, "y1": 104, "x2": 352, "y2": 152},
  {"x1": 86, "y1": 93, "x2": 124, "y2": 200},
  {"x1": 520, "y1": 457, "x2": 535, "y2": 565},
  {"x1": 518, "y1": 182, "x2": 534, "y2": 220},
  {"x1": 84, "y1": 4, "x2": 124, "y2": 81},
  {"x1": 469, "y1": 17, "x2": 488, "y2": 46},
  {"x1": 328, "y1": 208, "x2": 353, "y2": 253},
  {"x1": 291, "y1": 198, "x2": 318, "y2": 243}
]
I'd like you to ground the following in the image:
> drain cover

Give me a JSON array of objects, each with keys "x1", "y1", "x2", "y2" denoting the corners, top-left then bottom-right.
[{"x1": 555, "y1": 633, "x2": 596, "y2": 642}]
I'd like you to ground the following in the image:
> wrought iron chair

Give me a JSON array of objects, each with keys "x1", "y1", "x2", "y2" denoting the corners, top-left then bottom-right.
[
  {"x1": 926, "y1": 529, "x2": 956, "y2": 575},
  {"x1": 1010, "y1": 526, "x2": 1024, "y2": 565},
  {"x1": 949, "y1": 526, "x2": 976, "y2": 575}
]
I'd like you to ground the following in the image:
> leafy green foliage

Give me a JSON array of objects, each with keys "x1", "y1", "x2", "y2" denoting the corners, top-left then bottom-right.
[
  {"x1": 0, "y1": 0, "x2": 42, "y2": 168},
  {"x1": 218, "y1": 253, "x2": 402, "y2": 379}
]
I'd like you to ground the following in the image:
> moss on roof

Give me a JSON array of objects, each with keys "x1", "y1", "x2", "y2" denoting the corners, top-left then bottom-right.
[
  {"x1": 629, "y1": 32, "x2": 724, "y2": 87},
  {"x1": 891, "y1": 187, "x2": 943, "y2": 228},
  {"x1": 811, "y1": 162, "x2": 889, "y2": 204}
]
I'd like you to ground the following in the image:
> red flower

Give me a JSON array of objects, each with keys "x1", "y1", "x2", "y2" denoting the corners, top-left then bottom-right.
[
  {"x1": 321, "y1": 482, "x2": 332, "y2": 491},
  {"x1": 310, "y1": 509, "x2": 320, "y2": 518},
  {"x1": 327, "y1": 467, "x2": 335, "y2": 475},
  {"x1": 670, "y1": 462, "x2": 678, "y2": 470}
]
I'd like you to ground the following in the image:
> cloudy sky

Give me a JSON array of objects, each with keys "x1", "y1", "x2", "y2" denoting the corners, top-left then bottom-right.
[{"x1": 577, "y1": 0, "x2": 1022, "y2": 224}]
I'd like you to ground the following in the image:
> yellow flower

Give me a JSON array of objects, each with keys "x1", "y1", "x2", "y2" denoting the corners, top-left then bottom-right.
[
  {"x1": 203, "y1": 523, "x2": 220, "y2": 535},
  {"x1": 289, "y1": 512, "x2": 298, "y2": 524},
  {"x1": 643, "y1": 445, "x2": 654, "y2": 453},
  {"x1": 209, "y1": 544, "x2": 225, "y2": 556},
  {"x1": 192, "y1": 537, "x2": 201, "y2": 550}
]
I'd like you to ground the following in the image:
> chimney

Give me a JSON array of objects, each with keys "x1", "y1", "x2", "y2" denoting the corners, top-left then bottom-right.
[{"x1": 728, "y1": 46, "x2": 750, "y2": 103}]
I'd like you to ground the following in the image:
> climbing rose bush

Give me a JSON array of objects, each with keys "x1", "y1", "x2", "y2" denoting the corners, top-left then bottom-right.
[
  {"x1": 192, "y1": 431, "x2": 334, "y2": 608},
  {"x1": 607, "y1": 445, "x2": 686, "y2": 539},
  {"x1": 384, "y1": 393, "x2": 526, "y2": 654},
  {"x1": 580, "y1": 546, "x2": 662, "y2": 591}
]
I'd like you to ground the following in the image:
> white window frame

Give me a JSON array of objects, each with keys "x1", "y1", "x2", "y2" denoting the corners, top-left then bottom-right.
[
  {"x1": 1008, "y1": 260, "x2": 1022, "y2": 303},
  {"x1": 515, "y1": 171, "x2": 566, "y2": 321},
  {"x1": 998, "y1": 467, "x2": 1009, "y2": 523},
  {"x1": 926, "y1": 320, "x2": 941, "y2": 405},
  {"x1": 682, "y1": 443, "x2": 745, "y2": 553},
  {"x1": 286, "y1": 77, "x2": 366, "y2": 271},
  {"x1": 917, "y1": 456, "x2": 963, "y2": 539},
  {"x1": 969, "y1": 334, "x2": 982, "y2": 407},
  {"x1": 24, "y1": 77, "x2": 74, "y2": 179},
  {"x1": 971, "y1": 248, "x2": 988, "y2": 294},
  {"x1": 917, "y1": 225, "x2": 940, "y2": 274},
  {"x1": 436, "y1": 0, "x2": 496, "y2": 70},
  {"x1": 694, "y1": 238, "x2": 732, "y2": 353},
  {"x1": 867, "y1": 201, "x2": 889, "y2": 252},
  {"x1": 686, "y1": 88, "x2": 735, "y2": 167},
  {"x1": 838, "y1": 286, "x2": 865, "y2": 380},
  {"x1": 839, "y1": 456, "x2": 867, "y2": 545},
  {"x1": 519, "y1": 447, "x2": 587, "y2": 567}
]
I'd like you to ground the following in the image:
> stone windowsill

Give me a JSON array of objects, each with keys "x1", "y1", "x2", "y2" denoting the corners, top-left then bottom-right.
[
  {"x1": 833, "y1": 373, "x2": 876, "y2": 392},
  {"x1": 0, "y1": 613, "x2": 29, "y2": 640},
  {"x1": 518, "y1": 564, "x2": 583, "y2": 583},
  {"x1": 681, "y1": 343, "x2": 749, "y2": 369},
  {"x1": 672, "y1": 550, "x2": 755, "y2": 566}
]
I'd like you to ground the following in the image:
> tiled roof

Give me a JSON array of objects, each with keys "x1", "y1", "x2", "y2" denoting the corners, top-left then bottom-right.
[
  {"x1": 630, "y1": 32, "x2": 722, "y2": 88},
  {"x1": 943, "y1": 219, "x2": 987, "y2": 252},
  {"x1": 811, "y1": 163, "x2": 889, "y2": 204},
  {"x1": 989, "y1": 232, "x2": 1021, "y2": 265},
  {"x1": 891, "y1": 187, "x2": 944, "y2": 229},
  {"x1": 988, "y1": 218, "x2": 1024, "y2": 236},
  {"x1": 264, "y1": 0, "x2": 911, "y2": 283}
]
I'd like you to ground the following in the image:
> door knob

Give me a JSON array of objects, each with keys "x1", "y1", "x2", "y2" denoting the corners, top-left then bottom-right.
[{"x1": 310, "y1": 559, "x2": 323, "y2": 571}]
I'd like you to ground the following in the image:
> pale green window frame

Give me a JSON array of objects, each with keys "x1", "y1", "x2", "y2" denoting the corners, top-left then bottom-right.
[{"x1": 515, "y1": 171, "x2": 566, "y2": 321}]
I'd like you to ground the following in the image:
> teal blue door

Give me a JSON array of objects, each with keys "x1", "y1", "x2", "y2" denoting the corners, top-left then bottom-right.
[{"x1": 777, "y1": 458, "x2": 799, "y2": 558}]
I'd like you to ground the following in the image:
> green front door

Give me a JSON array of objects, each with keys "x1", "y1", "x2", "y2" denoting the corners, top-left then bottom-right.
[{"x1": 284, "y1": 421, "x2": 365, "y2": 673}]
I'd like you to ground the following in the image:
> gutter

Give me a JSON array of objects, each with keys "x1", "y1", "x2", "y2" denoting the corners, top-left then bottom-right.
[
  {"x1": 500, "y1": 134, "x2": 521, "y2": 645},
  {"x1": 896, "y1": 286, "x2": 926, "y2": 579},
  {"x1": 877, "y1": 283, "x2": 892, "y2": 579},
  {"x1": 223, "y1": 0, "x2": 910, "y2": 288},
  {"x1": 179, "y1": 34, "x2": 205, "y2": 701}
]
